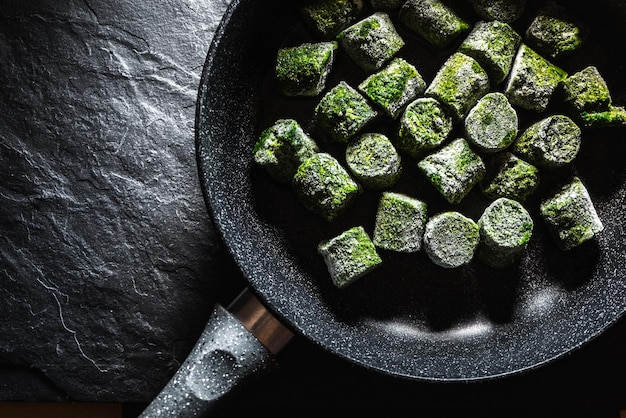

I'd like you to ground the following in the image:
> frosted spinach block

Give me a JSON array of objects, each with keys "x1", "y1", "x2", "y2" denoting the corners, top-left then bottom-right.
[
  {"x1": 275, "y1": 41, "x2": 338, "y2": 97},
  {"x1": 292, "y1": 152, "x2": 361, "y2": 222},
  {"x1": 337, "y1": 12, "x2": 405, "y2": 73},
  {"x1": 418, "y1": 138, "x2": 486, "y2": 204},
  {"x1": 525, "y1": 2, "x2": 587, "y2": 60},
  {"x1": 512, "y1": 114, "x2": 581, "y2": 169},
  {"x1": 477, "y1": 197, "x2": 534, "y2": 268},
  {"x1": 458, "y1": 20, "x2": 521, "y2": 84},
  {"x1": 397, "y1": 97, "x2": 453, "y2": 159},
  {"x1": 539, "y1": 177, "x2": 604, "y2": 250},
  {"x1": 399, "y1": 0, "x2": 470, "y2": 49},
  {"x1": 470, "y1": 0, "x2": 527, "y2": 23},
  {"x1": 464, "y1": 92, "x2": 518, "y2": 154},
  {"x1": 425, "y1": 52, "x2": 490, "y2": 121},
  {"x1": 505, "y1": 44, "x2": 567, "y2": 112},
  {"x1": 423, "y1": 211, "x2": 480, "y2": 268},
  {"x1": 345, "y1": 133, "x2": 402, "y2": 190},
  {"x1": 318, "y1": 225, "x2": 382, "y2": 288},
  {"x1": 373, "y1": 192, "x2": 428, "y2": 253},
  {"x1": 580, "y1": 107, "x2": 626, "y2": 129},
  {"x1": 480, "y1": 152, "x2": 539, "y2": 202},
  {"x1": 253, "y1": 119, "x2": 319, "y2": 184},
  {"x1": 315, "y1": 81, "x2": 378, "y2": 144},
  {"x1": 561, "y1": 66, "x2": 626, "y2": 128},
  {"x1": 301, "y1": 0, "x2": 365, "y2": 40},
  {"x1": 358, "y1": 57, "x2": 426, "y2": 119},
  {"x1": 561, "y1": 66, "x2": 611, "y2": 114}
]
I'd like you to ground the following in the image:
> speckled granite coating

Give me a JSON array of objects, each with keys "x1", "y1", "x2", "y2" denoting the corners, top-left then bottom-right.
[{"x1": 138, "y1": 305, "x2": 276, "y2": 418}]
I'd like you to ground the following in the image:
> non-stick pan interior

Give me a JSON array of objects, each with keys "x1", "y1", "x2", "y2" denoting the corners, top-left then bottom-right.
[{"x1": 197, "y1": 0, "x2": 626, "y2": 380}]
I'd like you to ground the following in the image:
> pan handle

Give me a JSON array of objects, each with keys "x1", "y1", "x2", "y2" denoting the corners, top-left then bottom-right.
[{"x1": 138, "y1": 288, "x2": 294, "y2": 418}]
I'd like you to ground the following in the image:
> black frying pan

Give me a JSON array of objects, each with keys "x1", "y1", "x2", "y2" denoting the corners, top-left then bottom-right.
[{"x1": 141, "y1": 0, "x2": 626, "y2": 416}]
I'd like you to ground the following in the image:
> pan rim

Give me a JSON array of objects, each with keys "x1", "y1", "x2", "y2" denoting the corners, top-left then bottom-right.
[{"x1": 194, "y1": 0, "x2": 626, "y2": 382}]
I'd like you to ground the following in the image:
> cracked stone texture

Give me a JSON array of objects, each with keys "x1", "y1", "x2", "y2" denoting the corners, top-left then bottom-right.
[{"x1": 0, "y1": 0, "x2": 245, "y2": 402}]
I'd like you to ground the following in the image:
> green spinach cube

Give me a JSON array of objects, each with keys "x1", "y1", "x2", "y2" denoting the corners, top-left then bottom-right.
[
  {"x1": 276, "y1": 41, "x2": 338, "y2": 97},
  {"x1": 418, "y1": 138, "x2": 486, "y2": 204},
  {"x1": 318, "y1": 226, "x2": 382, "y2": 288},
  {"x1": 337, "y1": 12, "x2": 405, "y2": 72},
  {"x1": 315, "y1": 81, "x2": 378, "y2": 144},
  {"x1": 358, "y1": 57, "x2": 426, "y2": 119}
]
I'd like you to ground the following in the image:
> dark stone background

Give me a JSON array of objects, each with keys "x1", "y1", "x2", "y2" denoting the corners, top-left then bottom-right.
[
  {"x1": 0, "y1": 0, "x2": 240, "y2": 403},
  {"x1": 1, "y1": 0, "x2": 625, "y2": 416}
]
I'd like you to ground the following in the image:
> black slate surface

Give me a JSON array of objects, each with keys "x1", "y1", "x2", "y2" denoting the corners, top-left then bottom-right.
[
  {"x1": 1, "y1": 0, "x2": 626, "y2": 415},
  {"x1": 0, "y1": 0, "x2": 241, "y2": 402}
]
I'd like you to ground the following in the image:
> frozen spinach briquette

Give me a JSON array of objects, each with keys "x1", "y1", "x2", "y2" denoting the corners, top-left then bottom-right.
[
  {"x1": 561, "y1": 66, "x2": 611, "y2": 114},
  {"x1": 477, "y1": 197, "x2": 534, "y2": 268},
  {"x1": 525, "y1": 2, "x2": 587, "y2": 60},
  {"x1": 315, "y1": 81, "x2": 378, "y2": 144},
  {"x1": 505, "y1": 44, "x2": 567, "y2": 112},
  {"x1": 418, "y1": 138, "x2": 486, "y2": 204},
  {"x1": 560, "y1": 66, "x2": 626, "y2": 128},
  {"x1": 275, "y1": 41, "x2": 338, "y2": 97},
  {"x1": 464, "y1": 92, "x2": 518, "y2": 154},
  {"x1": 512, "y1": 114, "x2": 581, "y2": 169},
  {"x1": 423, "y1": 211, "x2": 480, "y2": 268},
  {"x1": 337, "y1": 11, "x2": 405, "y2": 73},
  {"x1": 480, "y1": 152, "x2": 539, "y2": 202},
  {"x1": 358, "y1": 57, "x2": 426, "y2": 119},
  {"x1": 539, "y1": 176, "x2": 604, "y2": 250},
  {"x1": 458, "y1": 20, "x2": 521, "y2": 84},
  {"x1": 345, "y1": 133, "x2": 402, "y2": 190},
  {"x1": 425, "y1": 52, "x2": 490, "y2": 121},
  {"x1": 293, "y1": 152, "x2": 361, "y2": 222},
  {"x1": 373, "y1": 192, "x2": 428, "y2": 253},
  {"x1": 399, "y1": 0, "x2": 470, "y2": 49},
  {"x1": 318, "y1": 226, "x2": 382, "y2": 288},
  {"x1": 397, "y1": 97, "x2": 453, "y2": 159},
  {"x1": 253, "y1": 119, "x2": 319, "y2": 184},
  {"x1": 580, "y1": 107, "x2": 626, "y2": 128},
  {"x1": 300, "y1": 0, "x2": 366, "y2": 40}
]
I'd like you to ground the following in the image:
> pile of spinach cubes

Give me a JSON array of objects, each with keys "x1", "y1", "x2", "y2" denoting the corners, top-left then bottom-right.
[{"x1": 253, "y1": 0, "x2": 620, "y2": 289}]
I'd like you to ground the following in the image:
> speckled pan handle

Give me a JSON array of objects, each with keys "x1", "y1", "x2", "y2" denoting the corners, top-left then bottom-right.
[{"x1": 139, "y1": 291, "x2": 292, "y2": 418}]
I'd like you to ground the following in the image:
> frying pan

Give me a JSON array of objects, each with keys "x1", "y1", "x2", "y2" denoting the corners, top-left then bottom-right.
[{"x1": 140, "y1": 0, "x2": 626, "y2": 416}]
